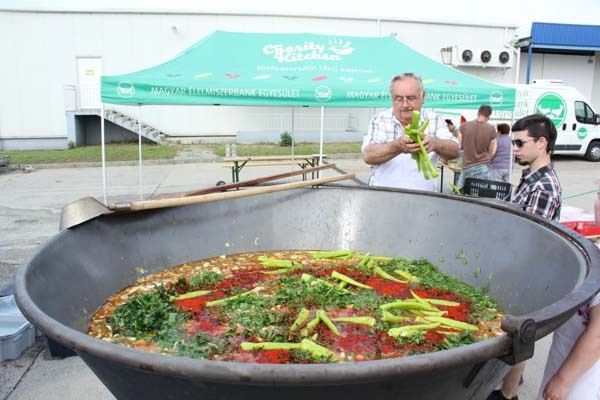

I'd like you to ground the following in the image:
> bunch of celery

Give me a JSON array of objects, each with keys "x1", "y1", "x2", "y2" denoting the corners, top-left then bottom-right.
[{"x1": 404, "y1": 111, "x2": 439, "y2": 180}]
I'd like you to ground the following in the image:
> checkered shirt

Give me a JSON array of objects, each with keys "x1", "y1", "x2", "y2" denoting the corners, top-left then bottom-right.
[{"x1": 511, "y1": 164, "x2": 562, "y2": 222}]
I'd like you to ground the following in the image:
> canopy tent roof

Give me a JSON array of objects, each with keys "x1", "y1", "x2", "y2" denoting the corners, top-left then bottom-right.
[{"x1": 101, "y1": 31, "x2": 515, "y2": 110}]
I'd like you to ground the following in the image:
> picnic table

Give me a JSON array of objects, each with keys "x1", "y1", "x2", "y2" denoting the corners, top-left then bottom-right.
[
  {"x1": 0, "y1": 156, "x2": 10, "y2": 169},
  {"x1": 223, "y1": 154, "x2": 328, "y2": 183}
]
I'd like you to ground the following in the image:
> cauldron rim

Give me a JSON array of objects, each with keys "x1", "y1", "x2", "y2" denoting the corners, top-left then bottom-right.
[{"x1": 14, "y1": 186, "x2": 600, "y2": 385}]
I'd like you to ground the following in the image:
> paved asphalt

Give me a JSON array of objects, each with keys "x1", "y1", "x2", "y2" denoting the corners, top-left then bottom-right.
[{"x1": 0, "y1": 155, "x2": 598, "y2": 400}]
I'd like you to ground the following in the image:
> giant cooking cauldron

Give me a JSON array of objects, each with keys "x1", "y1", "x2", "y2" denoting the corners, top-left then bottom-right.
[{"x1": 15, "y1": 186, "x2": 600, "y2": 400}]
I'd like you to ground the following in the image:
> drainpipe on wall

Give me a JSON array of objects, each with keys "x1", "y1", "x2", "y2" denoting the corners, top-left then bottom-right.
[{"x1": 526, "y1": 45, "x2": 533, "y2": 84}]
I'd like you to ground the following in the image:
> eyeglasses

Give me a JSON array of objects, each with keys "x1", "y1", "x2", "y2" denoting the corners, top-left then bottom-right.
[
  {"x1": 393, "y1": 95, "x2": 420, "y2": 104},
  {"x1": 511, "y1": 138, "x2": 537, "y2": 147}
]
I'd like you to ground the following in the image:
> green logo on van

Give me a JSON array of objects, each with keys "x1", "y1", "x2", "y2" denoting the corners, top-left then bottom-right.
[
  {"x1": 535, "y1": 92, "x2": 567, "y2": 126},
  {"x1": 577, "y1": 127, "x2": 588, "y2": 139}
]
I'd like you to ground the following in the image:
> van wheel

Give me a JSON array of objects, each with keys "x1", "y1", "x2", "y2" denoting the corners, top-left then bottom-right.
[{"x1": 585, "y1": 141, "x2": 600, "y2": 162}]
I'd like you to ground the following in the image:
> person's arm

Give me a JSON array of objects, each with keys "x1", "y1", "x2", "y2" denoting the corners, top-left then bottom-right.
[
  {"x1": 543, "y1": 303, "x2": 600, "y2": 399},
  {"x1": 524, "y1": 189, "x2": 561, "y2": 221},
  {"x1": 488, "y1": 138, "x2": 497, "y2": 158},
  {"x1": 362, "y1": 113, "x2": 425, "y2": 165},
  {"x1": 363, "y1": 138, "x2": 419, "y2": 165},
  {"x1": 420, "y1": 136, "x2": 459, "y2": 160}
]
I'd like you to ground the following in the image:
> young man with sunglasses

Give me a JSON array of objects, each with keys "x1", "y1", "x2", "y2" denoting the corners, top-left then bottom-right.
[
  {"x1": 488, "y1": 114, "x2": 562, "y2": 400},
  {"x1": 362, "y1": 73, "x2": 459, "y2": 191},
  {"x1": 510, "y1": 114, "x2": 562, "y2": 222}
]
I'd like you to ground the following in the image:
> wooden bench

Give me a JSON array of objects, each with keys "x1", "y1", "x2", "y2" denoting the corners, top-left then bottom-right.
[{"x1": 222, "y1": 154, "x2": 328, "y2": 183}]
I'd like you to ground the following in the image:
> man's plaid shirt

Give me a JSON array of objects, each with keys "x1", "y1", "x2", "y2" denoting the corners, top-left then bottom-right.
[{"x1": 511, "y1": 164, "x2": 562, "y2": 222}]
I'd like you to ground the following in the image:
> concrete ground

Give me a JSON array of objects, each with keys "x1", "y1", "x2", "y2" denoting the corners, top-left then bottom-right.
[{"x1": 0, "y1": 153, "x2": 598, "y2": 400}]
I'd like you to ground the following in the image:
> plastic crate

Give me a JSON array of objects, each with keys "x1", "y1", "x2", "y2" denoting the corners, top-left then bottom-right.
[
  {"x1": 0, "y1": 296, "x2": 36, "y2": 361},
  {"x1": 463, "y1": 178, "x2": 512, "y2": 201}
]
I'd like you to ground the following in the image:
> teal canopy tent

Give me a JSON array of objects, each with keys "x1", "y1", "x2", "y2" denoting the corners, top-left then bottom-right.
[
  {"x1": 99, "y1": 31, "x2": 516, "y2": 201},
  {"x1": 102, "y1": 31, "x2": 514, "y2": 110}
]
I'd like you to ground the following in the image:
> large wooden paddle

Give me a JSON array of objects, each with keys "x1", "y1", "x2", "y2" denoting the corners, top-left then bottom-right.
[{"x1": 60, "y1": 173, "x2": 354, "y2": 230}]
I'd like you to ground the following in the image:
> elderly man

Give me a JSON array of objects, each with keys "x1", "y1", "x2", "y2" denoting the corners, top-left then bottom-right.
[{"x1": 362, "y1": 73, "x2": 459, "y2": 191}]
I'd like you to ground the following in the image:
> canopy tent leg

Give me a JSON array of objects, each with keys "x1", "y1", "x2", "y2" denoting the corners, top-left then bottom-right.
[
  {"x1": 291, "y1": 107, "x2": 295, "y2": 159},
  {"x1": 138, "y1": 105, "x2": 143, "y2": 200},
  {"x1": 319, "y1": 106, "x2": 325, "y2": 178},
  {"x1": 101, "y1": 103, "x2": 107, "y2": 205},
  {"x1": 508, "y1": 112, "x2": 516, "y2": 189}
]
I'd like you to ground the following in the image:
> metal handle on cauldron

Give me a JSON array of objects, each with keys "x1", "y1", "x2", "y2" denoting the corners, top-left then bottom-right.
[
  {"x1": 499, "y1": 316, "x2": 537, "y2": 365},
  {"x1": 498, "y1": 278, "x2": 600, "y2": 366},
  {"x1": 109, "y1": 173, "x2": 355, "y2": 212}
]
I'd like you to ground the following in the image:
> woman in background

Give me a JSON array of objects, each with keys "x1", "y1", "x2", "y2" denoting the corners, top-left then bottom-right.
[{"x1": 491, "y1": 123, "x2": 511, "y2": 183}]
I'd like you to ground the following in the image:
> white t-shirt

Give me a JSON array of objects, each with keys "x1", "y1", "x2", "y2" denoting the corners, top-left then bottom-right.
[
  {"x1": 536, "y1": 291, "x2": 600, "y2": 400},
  {"x1": 362, "y1": 108, "x2": 457, "y2": 191}
]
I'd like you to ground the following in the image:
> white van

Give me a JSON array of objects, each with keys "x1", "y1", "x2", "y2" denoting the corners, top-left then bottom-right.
[{"x1": 437, "y1": 80, "x2": 600, "y2": 161}]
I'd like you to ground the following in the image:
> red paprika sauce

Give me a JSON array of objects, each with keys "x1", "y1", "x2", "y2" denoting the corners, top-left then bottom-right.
[{"x1": 89, "y1": 251, "x2": 502, "y2": 364}]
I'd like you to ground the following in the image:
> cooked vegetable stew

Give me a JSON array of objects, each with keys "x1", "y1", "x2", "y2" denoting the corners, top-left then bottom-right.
[{"x1": 89, "y1": 251, "x2": 503, "y2": 363}]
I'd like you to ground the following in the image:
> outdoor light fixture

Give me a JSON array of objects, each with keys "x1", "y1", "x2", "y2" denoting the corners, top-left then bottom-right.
[
  {"x1": 588, "y1": 55, "x2": 594, "y2": 64},
  {"x1": 480, "y1": 50, "x2": 492, "y2": 63},
  {"x1": 440, "y1": 46, "x2": 453, "y2": 65},
  {"x1": 461, "y1": 49, "x2": 473, "y2": 62},
  {"x1": 499, "y1": 51, "x2": 510, "y2": 64}
]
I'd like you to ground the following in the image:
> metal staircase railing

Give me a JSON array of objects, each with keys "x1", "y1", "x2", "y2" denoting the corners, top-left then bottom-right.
[{"x1": 101, "y1": 108, "x2": 166, "y2": 144}]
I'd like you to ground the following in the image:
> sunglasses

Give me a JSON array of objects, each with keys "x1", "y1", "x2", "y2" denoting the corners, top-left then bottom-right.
[{"x1": 511, "y1": 138, "x2": 537, "y2": 147}]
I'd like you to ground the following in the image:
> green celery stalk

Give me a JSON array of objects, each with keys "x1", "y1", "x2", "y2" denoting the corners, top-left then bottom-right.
[
  {"x1": 301, "y1": 314, "x2": 321, "y2": 337},
  {"x1": 257, "y1": 256, "x2": 293, "y2": 268},
  {"x1": 357, "y1": 254, "x2": 371, "y2": 268},
  {"x1": 371, "y1": 256, "x2": 393, "y2": 262},
  {"x1": 301, "y1": 273, "x2": 351, "y2": 293},
  {"x1": 394, "y1": 269, "x2": 419, "y2": 282},
  {"x1": 262, "y1": 268, "x2": 292, "y2": 275},
  {"x1": 206, "y1": 287, "x2": 262, "y2": 307},
  {"x1": 388, "y1": 322, "x2": 440, "y2": 338},
  {"x1": 374, "y1": 267, "x2": 407, "y2": 283},
  {"x1": 331, "y1": 316, "x2": 376, "y2": 327},
  {"x1": 380, "y1": 300, "x2": 439, "y2": 312},
  {"x1": 309, "y1": 250, "x2": 354, "y2": 259},
  {"x1": 290, "y1": 308, "x2": 311, "y2": 332},
  {"x1": 422, "y1": 316, "x2": 479, "y2": 331},
  {"x1": 331, "y1": 271, "x2": 372, "y2": 289},
  {"x1": 420, "y1": 310, "x2": 447, "y2": 316},
  {"x1": 300, "y1": 339, "x2": 334, "y2": 359},
  {"x1": 170, "y1": 289, "x2": 211, "y2": 301},
  {"x1": 317, "y1": 310, "x2": 340, "y2": 336},
  {"x1": 423, "y1": 299, "x2": 460, "y2": 307},
  {"x1": 381, "y1": 311, "x2": 409, "y2": 323},
  {"x1": 240, "y1": 342, "x2": 300, "y2": 351}
]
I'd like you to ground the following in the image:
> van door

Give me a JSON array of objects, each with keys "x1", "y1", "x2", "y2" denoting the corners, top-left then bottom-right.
[{"x1": 574, "y1": 101, "x2": 600, "y2": 161}]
